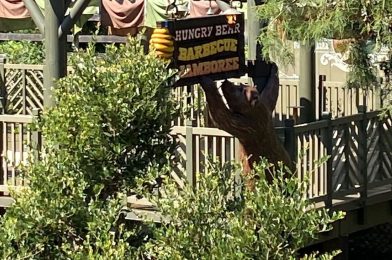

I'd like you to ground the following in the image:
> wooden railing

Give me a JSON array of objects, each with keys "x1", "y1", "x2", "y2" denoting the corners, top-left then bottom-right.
[
  {"x1": 1, "y1": 61, "x2": 390, "y2": 209},
  {"x1": 170, "y1": 123, "x2": 238, "y2": 188},
  {"x1": 168, "y1": 108, "x2": 392, "y2": 208},
  {"x1": 0, "y1": 63, "x2": 44, "y2": 115},
  {"x1": 0, "y1": 60, "x2": 382, "y2": 126},
  {"x1": 0, "y1": 113, "x2": 40, "y2": 194},
  {"x1": 0, "y1": 107, "x2": 391, "y2": 210},
  {"x1": 316, "y1": 79, "x2": 381, "y2": 119}
]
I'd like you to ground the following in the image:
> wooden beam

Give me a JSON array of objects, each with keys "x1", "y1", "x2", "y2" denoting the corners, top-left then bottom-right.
[
  {"x1": 0, "y1": 196, "x2": 15, "y2": 208},
  {"x1": 0, "y1": 33, "x2": 42, "y2": 41},
  {"x1": 22, "y1": 0, "x2": 45, "y2": 34},
  {"x1": 59, "y1": 0, "x2": 92, "y2": 38},
  {"x1": 0, "y1": 33, "x2": 127, "y2": 44},
  {"x1": 77, "y1": 35, "x2": 127, "y2": 43},
  {"x1": 44, "y1": 0, "x2": 67, "y2": 107}
]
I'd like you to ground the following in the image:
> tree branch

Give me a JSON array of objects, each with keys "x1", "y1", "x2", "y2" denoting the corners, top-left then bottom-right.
[
  {"x1": 59, "y1": 0, "x2": 92, "y2": 38},
  {"x1": 23, "y1": 0, "x2": 45, "y2": 34}
]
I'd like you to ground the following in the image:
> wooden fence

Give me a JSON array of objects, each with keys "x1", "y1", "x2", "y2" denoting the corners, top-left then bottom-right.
[
  {"x1": 293, "y1": 108, "x2": 392, "y2": 205},
  {"x1": 0, "y1": 59, "x2": 383, "y2": 126},
  {"x1": 166, "y1": 108, "x2": 392, "y2": 207},
  {"x1": 0, "y1": 113, "x2": 40, "y2": 194},
  {"x1": 0, "y1": 107, "x2": 390, "y2": 208},
  {"x1": 0, "y1": 61, "x2": 390, "y2": 208}
]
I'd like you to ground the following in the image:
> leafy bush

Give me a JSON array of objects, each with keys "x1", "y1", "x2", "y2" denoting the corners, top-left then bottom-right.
[
  {"x1": 0, "y1": 40, "x2": 44, "y2": 64},
  {"x1": 0, "y1": 39, "x2": 178, "y2": 258},
  {"x1": 143, "y1": 160, "x2": 344, "y2": 259}
]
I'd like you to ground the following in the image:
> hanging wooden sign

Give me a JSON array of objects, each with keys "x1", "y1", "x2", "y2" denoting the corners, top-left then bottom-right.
[{"x1": 153, "y1": 13, "x2": 246, "y2": 86}]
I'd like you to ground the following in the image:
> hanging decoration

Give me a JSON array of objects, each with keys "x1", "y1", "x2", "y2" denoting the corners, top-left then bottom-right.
[
  {"x1": 0, "y1": 0, "x2": 35, "y2": 32},
  {"x1": 149, "y1": 27, "x2": 175, "y2": 59},
  {"x1": 101, "y1": 0, "x2": 144, "y2": 36}
]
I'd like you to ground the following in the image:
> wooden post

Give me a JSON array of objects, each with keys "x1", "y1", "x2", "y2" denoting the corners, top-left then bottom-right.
[
  {"x1": 0, "y1": 54, "x2": 7, "y2": 111},
  {"x1": 284, "y1": 118, "x2": 296, "y2": 162},
  {"x1": 247, "y1": 0, "x2": 264, "y2": 61},
  {"x1": 374, "y1": 82, "x2": 382, "y2": 110},
  {"x1": 358, "y1": 105, "x2": 368, "y2": 225},
  {"x1": 31, "y1": 108, "x2": 41, "y2": 160},
  {"x1": 299, "y1": 43, "x2": 315, "y2": 123},
  {"x1": 318, "y1": 75, "x2": 327, "y2": 119},
  {"x1": 186, "y1": 120, "x2": 196, "y2": 188},
  {"x1": 234, "y1": 138, "x2": 242, "y2": 198},
  {"x1": 0, "y1": 55, "x2": 6, "y2": 112},
  {"x1": 44, "y1": 0, "x2": 67, "y2": 108},
  {"x1": 246, "y1": 0, "x2": 272, "y2": 89},
  {"x1": 321, "y1": 112, "x2": 333, "y2": 208},
  {"x1": 23, "y1": 0, "x2": 91, "y2": 108},
  {"x1": 0, "y1": 56, "x2": 4, "y2": 190},
  {"x1": 22, "y1": 0, "x2": 45, "y2": 34}
]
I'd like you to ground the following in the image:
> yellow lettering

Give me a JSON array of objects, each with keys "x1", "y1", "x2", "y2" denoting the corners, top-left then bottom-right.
[
  {"x1": 186, "y1": 48, "x2": 195, "y2": 61},
  {"x1": 178, "y1": 48, "x2": 188, "y2": 61},
  {"x1": 194, "y1": 45, "x2": 202, "y2": 60},
  {"x1": 210, "y1": 41, "x2": 217, "y2": 56},
  {"x1": 229, "y1": 39, "x2": 237, "y2": 52},
  {"x1": 224, "y1": 39, "x2": 231, "y2": 51},
  {"x1": 217, "y1": 40, "x2": 224, "y2": 52},
  {"x1": 202, "y1": 43, "x2": 211, "y2": 57}
]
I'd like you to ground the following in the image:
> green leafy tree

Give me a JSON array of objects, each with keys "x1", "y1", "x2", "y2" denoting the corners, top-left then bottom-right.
[
  {"x1": 0, "y1": 40, "x2": 44, "y2": 64},
  {"x1": 257, "y1": 1, "x2": 392, "y2": 96},
  {"x1": 142, "y1": 160, "x2": 344, "y2": 259},
  {"x1": 0, "y1": 39, "x2": 178, "y2": 259}
]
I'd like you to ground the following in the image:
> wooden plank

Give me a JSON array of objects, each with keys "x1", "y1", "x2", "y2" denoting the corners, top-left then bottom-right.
[
  {"x1": 193, "y1": 135, "x2": 198, "y2": 173},
  {"x1": 11, "y1": 123, "x2": 15, "y2": 187},
  {"x1": 2, "y1": 122, "x2": 7, "y2": 192},
  {"x1": 0, "y1": 115, "x2": 33, "y2": 124},
  {"x1": 0, "y1": 33, "x2": 127, "y2": 44},
  {"x1": 17, "y1": 124, "x2": 23, "y2": 186},
  {"x1": 5, "y1": 63, "x2": 44, "y2": 70},
  {"x1": 294, "y1": 120, "x2": 329, "y2": 134},
  {"x1": 0, "y1": 196, "x2": 14, "y2": 208},
  {"x1": 0, "y1": 33, "x2": 42, "y2": 41},
  {"x1": 171, "y1": 126, "x2": 232, "y2": 137}
]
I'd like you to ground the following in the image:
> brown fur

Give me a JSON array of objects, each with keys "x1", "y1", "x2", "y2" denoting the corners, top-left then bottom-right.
[{"x1": 200, "y1": 78, "x2": 293, "y2": 183}]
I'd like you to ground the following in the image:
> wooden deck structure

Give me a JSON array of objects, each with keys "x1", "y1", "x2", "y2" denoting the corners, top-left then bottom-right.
[{"x1": 0, "y1": 61, "x2": 392, "y2": 254}]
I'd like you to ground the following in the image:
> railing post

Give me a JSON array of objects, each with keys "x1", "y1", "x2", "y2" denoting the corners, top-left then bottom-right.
[
  {"x1": 31, "y1": 108, "x2": 41, "y2": 161},
  {"x1": 358, "y1": 105, "x2": 368, "y2": 224},
  {"x1": 0, "y1": 56, "x2": 3, "y2": 189},
  {"x1": 234, "y1": 138, "x2": 242, "y2": 199},
  {"x1": 318, "y1": 75, "x2": 327, "y2": 119},
  {"x1": 284, "y1": 119, "x2": 296, "y2": 162},
  {"x1": 374, "y1": 81, "x2": 382, "y2": 110},
  {"x1": 0, "y1": 55, "x2": 6, "y2": 112},
  {"x1": 321, "y1": 112, "x2": 333, "y2": 208},
  {"x1": 186, "y1": 119, "x2": 196, "y2": 188}
]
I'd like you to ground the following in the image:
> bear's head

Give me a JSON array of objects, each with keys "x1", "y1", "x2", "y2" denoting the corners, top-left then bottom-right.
[{"x1": 220, "y1": 80, "x2": 260, "y2": 115}]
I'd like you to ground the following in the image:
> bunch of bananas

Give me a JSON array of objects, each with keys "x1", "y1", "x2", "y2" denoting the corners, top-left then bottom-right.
[{"x1": 150, "y1": 28, "x2": 174, "y2": 60}]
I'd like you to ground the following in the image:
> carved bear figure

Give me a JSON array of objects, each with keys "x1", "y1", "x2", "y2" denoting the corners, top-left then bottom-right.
[{"x1": 200, "y1": 77, "x2": 293, "y2": 183}]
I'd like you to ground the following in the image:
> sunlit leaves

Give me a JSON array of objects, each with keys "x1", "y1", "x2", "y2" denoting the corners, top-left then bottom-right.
[
  {"x1": 144, "y1": 159, "x2": 344, "y2": 259},
  {"x1": 0, "y1": 38, "x2": 178, "y2": 258}
]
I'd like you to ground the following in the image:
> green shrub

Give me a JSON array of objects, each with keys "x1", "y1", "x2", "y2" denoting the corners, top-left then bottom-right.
[
  {"x1": 0, "y1": 40, "x2": 44, "y2": 64},
  {"x1": 143, "y1": 160, "x2": 344, "y2": 259},
  {"x1": 0, "y1": 38, "x2": 178, "y2": 259}
]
